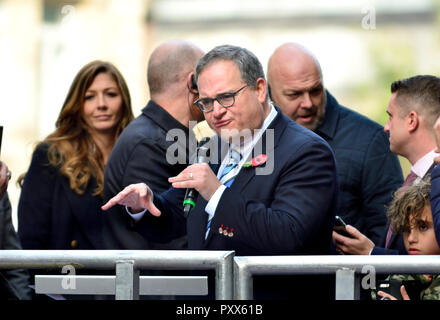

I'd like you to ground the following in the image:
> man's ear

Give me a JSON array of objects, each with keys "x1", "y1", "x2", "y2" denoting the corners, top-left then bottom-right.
[
  {"x1": 255, "y1": 78, "x2": 267, "y2": 104},
  {"x1": 407, "y1": 111, "x2": 419, "y2": 132},
  {"x1": 187, "y1": 72, "x2": 198, "y2": 94}
]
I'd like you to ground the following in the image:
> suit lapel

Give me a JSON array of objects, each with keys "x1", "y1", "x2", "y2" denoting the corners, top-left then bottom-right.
[
  {"x1": 229, "y1": 109, "x2": 287, "y2": 193},
  {"x1": 203, "y1": 109, "x2": 288, "y2": 245},
  {"x1": 201, "y1": 138, "x2": 227, "y2": 246}
]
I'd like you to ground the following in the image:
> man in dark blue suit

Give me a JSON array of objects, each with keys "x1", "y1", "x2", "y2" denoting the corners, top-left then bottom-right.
[
  {"x1": 267, "y1": 42, "x2": 403, "y2": 246},
  {"x1": 103, "y1": 45, "x2": 338, "y2": 299}
]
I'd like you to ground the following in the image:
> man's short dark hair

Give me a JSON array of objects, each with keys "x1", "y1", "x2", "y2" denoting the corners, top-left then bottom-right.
[
  {"x1": 390, "y1": 75, "x2": 440, "y2": 128},
  {"x1": 195, "y1": 45, "x2": 266, "y2": 91}
]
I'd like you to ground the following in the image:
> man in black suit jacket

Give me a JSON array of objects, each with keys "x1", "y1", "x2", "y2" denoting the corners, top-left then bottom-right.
[
  {"x1": 332, "y1": 75, "x2": 440, "y2": 255},
  {"x1": 103, "y1": 40, "x2": 205, "y2": 250},
  {"x1": 103, "y1": 45, "x2": 338, "y2": 299},
  {"x1": 267, "y1": 43, "x2": 404, "y2": 245}
]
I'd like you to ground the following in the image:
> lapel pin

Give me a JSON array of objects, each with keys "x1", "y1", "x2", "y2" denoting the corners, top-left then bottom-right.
[
  {"x1": 219, "y1": 224, "x2": 224, "y2": 234},
  {"x1": 243, "y1": 154, "x2": 267, "y2": 168}
]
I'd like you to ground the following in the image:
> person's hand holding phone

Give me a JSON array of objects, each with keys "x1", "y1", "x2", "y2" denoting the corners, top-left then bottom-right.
[
  {"x1": 377, "y1": 284, "x2": 410, "y2": 300},
  {"x1": 332, "y1": 218, "x2": 375, "y2": 255}
]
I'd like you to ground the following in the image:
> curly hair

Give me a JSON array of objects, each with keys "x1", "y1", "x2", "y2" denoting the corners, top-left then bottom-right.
[
  {"x1": 21, "y1": 61, "x2": 134, "y2": 196},
  {"x1": 387, "y1": 177, "x2": 431, "y2": 234}
]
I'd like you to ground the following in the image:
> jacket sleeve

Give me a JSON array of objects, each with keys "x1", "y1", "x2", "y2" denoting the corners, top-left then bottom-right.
[
  {"x1": 0, "y1": 194, "x2": 32, "y2": 299},
  {"x1": 430, "y1": 164, "x2": 440, "y2": 246},
  {"x1": 134, "y1": 187, "x2": 187, "y2": 243},
  {"x1": 17, "y1": 144, "x2": 55, "y2": 250},
  {"x1": 360, "y1": 130, "x2": 404, "y2": 244},
  {"x1": 371, "y1": 246, "x2": 399, "y2": 255}
]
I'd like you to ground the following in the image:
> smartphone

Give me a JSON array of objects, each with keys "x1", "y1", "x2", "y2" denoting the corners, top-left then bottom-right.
[
  {"x1": 333, "y1": 215, "x2": 353, "y2": 238},
  {"x1": 377, "y1": 279, "x2": 423, "y2": 300}
]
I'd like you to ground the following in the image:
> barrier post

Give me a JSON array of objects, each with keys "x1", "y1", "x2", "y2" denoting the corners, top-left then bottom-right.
[
  {"x1": 216, "y1": 251, "x2": 234, "y2": 299},
  {"x1": 115, "y1": 260, "x2": 139, "y2": 300},
  {"x1": 335, "y1": 268, "x2": 360, "y2": 300},
  {"x1": 233, "y1": 257, "x2": 253, "y2": 300}
]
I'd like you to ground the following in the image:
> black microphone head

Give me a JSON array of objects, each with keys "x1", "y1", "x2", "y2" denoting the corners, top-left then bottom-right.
[
  {"x1": 199, "y1": 136, "x2": 210, "y2": 146},
  {"x1": 197, "y1": 137, "x2": 211, "y2": 164}
]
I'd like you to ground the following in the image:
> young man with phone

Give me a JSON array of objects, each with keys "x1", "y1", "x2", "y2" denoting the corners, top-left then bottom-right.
[{"x1": 333, "y1": 75, "x2": 440, "y2": 256}]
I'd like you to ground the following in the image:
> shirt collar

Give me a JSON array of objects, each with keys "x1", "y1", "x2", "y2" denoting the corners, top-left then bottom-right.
[
  {"x1": 412, "y1": 149, "x2": 439, "y2": 178},
  {"x1": 229, "y1": 104, "x2": 277, "y2": 159}
]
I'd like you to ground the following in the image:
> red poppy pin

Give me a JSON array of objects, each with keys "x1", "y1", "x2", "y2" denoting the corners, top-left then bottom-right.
[{"x1": 243, "y1": 154, "x2": 267, "y2": 168}]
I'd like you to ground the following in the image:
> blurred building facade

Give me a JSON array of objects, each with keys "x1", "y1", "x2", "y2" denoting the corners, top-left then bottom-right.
[{"x1": 0, "y1": 0, "x2": 439, "y2": 228}]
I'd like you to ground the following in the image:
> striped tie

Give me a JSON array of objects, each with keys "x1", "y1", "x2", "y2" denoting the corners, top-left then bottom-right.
[
  {"x1": 218, "y1": 163, "x2": 238, "y2": 187},
  {"x1": 205, "y1": 149, "x2": 242, "y2": 239},
  {"x1": 218, "y1": 149, "x2": 242, "y2": 186}
]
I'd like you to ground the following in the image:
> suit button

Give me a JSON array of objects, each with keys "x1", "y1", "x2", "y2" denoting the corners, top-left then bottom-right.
[
  {"x1": 70, "y1": 240, "x2": 78, "y2": 249},
  {"x1": 129, "y1": 220, "x2": 135, "y2": 228}
]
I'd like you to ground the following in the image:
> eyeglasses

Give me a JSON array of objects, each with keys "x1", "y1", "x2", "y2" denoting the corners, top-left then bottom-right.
[{"x1": 194, "y1": 85, "x2": 247, "y2": 113}]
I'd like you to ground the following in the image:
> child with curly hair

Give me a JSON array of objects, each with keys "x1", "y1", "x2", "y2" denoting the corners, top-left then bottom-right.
[{"x1": 376, "y1": 178, "x2": 440, "y2": 300}]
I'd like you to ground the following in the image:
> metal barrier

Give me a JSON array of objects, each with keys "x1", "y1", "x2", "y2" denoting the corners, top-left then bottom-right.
[
  {"x1": 233, "y1": 255, "x2": 440, "y2": 300},
  {"x1": 0, "y1": 250, "x2": 234, "y2": 300},
  {"x1": 3, "y1": 251, "x2": 440, "y2": 300}
]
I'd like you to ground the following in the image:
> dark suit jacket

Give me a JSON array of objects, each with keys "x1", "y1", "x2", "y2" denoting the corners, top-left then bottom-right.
[
  {"x1": 134, "y1": 109, "x2": 338, "y2": 299},
  {"x1": 18, "y1": 143, "x2": 104, "y2": 250},
  {"x1": 136, "y1": 109, "x2": 338, "y2": 255},
  {"x1": 0, "y1": 193, "x2": 31, "y2": 299},
  {"x1": 316, "y1": 91, "x2": 403, "y2": 244},
  {"x1": 103, "y1": 101, "x2": 193, "y2": 249},
  {"x1": 429, "y1": 164, "x2": 440, "y2": 246}
]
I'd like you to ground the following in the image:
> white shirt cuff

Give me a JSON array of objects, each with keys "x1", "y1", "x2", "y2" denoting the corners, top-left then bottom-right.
[
  {"x1": 205, "y1": 185, "x2": 227, "y2": 221},
  {"x1": 125, "y1": 206, "x2": 147, "y2": 222}
]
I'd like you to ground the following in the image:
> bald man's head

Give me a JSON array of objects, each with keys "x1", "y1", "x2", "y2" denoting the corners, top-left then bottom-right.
[
  {"x1": 267, "y1": 43, "x2": 326, "y2": 131},
  {"x1": 147, "y1": 40, "x2": 204, "y2": 97}
]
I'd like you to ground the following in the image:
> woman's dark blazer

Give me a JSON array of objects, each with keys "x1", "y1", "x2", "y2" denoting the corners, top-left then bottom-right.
[{"x1": 18, "y1": 143, "x2": 104, "y2": 250}]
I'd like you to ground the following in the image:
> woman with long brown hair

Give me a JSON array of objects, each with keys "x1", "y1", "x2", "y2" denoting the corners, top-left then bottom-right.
[{"x1": 17, "y1": 60, "x2": 134, "y2": 251}]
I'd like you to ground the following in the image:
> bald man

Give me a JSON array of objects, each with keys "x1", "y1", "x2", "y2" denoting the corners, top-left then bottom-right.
[
  {"x1": 267, "y1": 43, "x2": 404, "y2": 245},
  {"x1": 103, "y1": 40, "x2": 205, "y2": 250}
]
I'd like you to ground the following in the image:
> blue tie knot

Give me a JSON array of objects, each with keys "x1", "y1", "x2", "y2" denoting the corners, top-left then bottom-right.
[{"x1": 219, "y1": 149, "x2": 242, "y2": 182}]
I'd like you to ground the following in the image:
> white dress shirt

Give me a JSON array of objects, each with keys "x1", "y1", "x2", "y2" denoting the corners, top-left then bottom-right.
[{"x1": 411, "y1": 149, "x2": 438, "y2": 182}]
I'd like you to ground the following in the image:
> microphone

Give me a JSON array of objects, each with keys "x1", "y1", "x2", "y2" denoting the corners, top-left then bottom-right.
[{"x1": 183, "y1": 137, "x2": 210, "y2": 218}]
